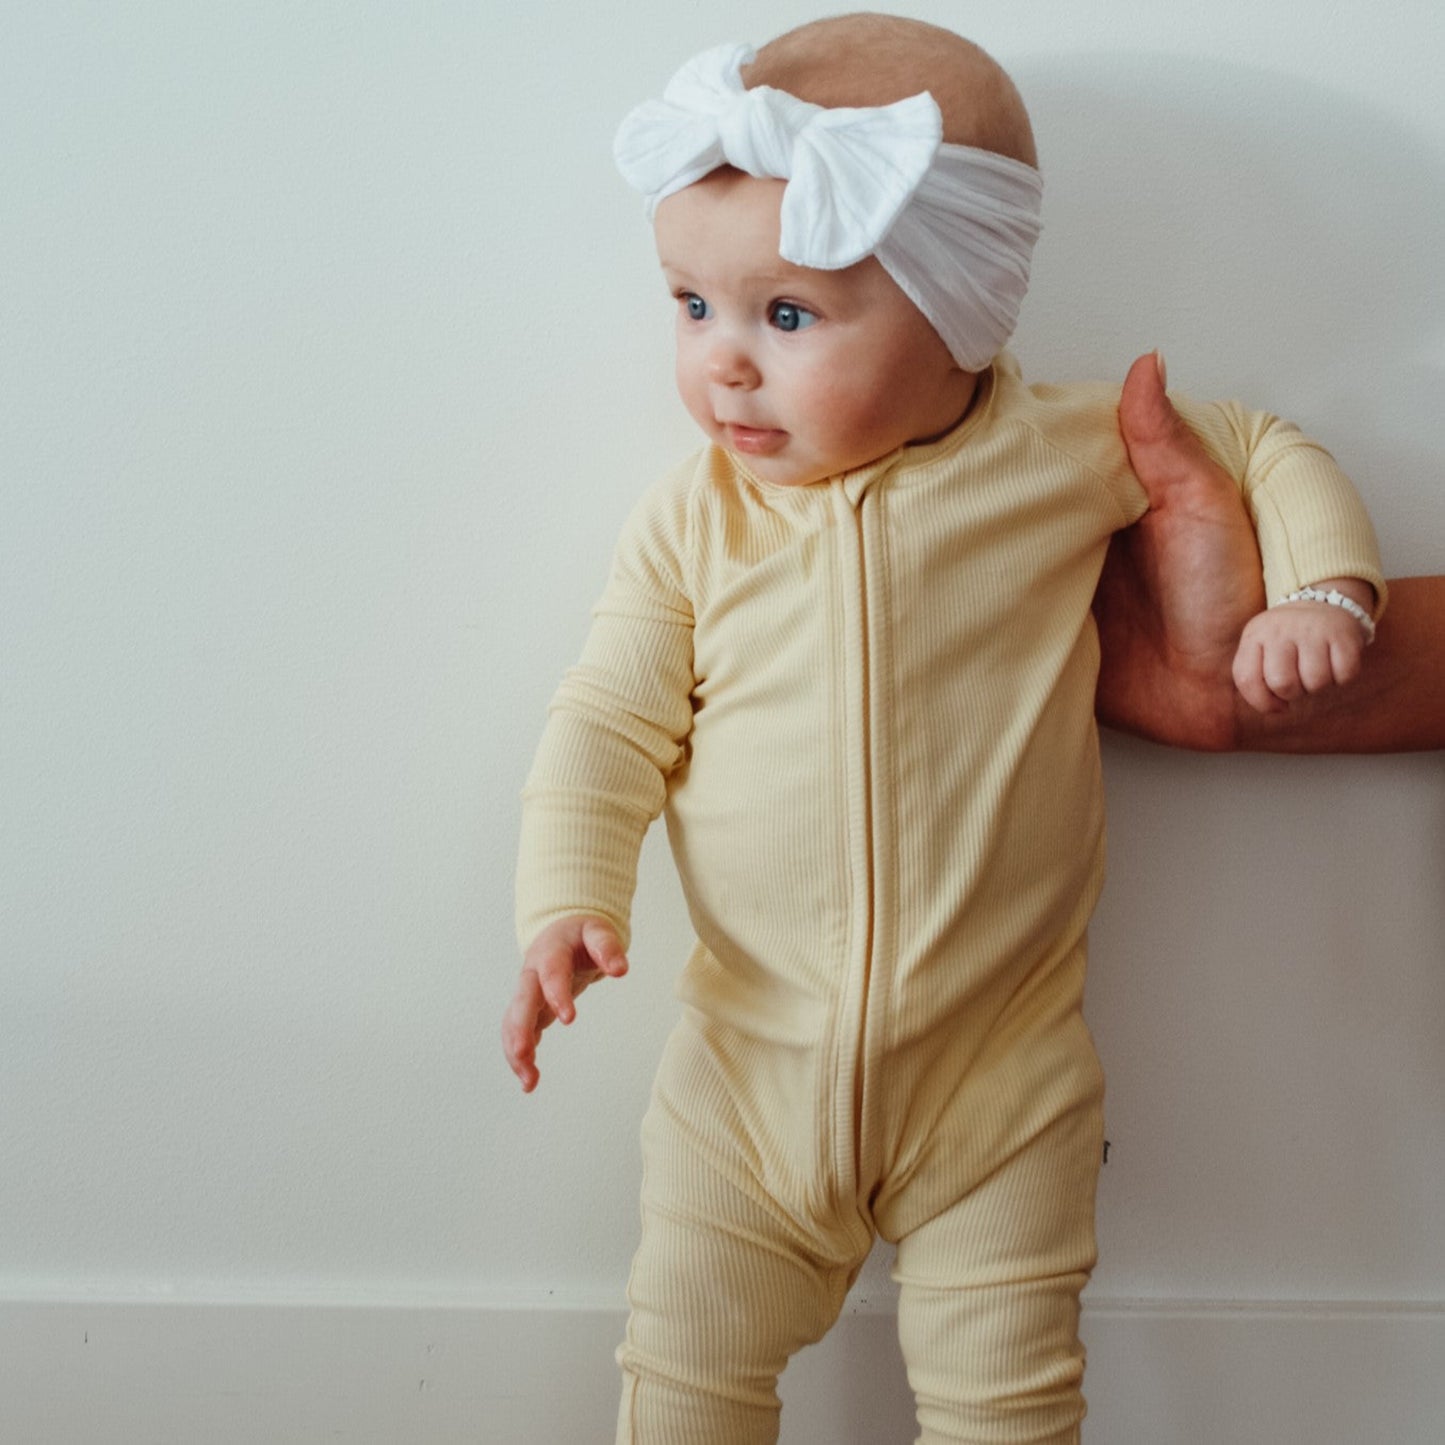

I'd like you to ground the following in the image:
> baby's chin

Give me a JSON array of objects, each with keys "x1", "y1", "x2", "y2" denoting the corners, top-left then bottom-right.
[
  {"x1": 711, "y1": 429, "x2": 892, "y2": 488},
  {"x1": 723, "y1": 449, "x2": 841, "y2": 488}
]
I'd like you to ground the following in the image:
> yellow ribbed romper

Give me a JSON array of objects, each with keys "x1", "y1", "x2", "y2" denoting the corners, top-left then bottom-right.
[{"x1": 515, "y1": 353, "x2": 1385, "y2": 1445}]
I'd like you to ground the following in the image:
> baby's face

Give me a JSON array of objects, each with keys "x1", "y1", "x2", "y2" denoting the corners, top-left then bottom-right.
[{"x1": 653, "y1": 169, "x2": 975, "y2": 488}]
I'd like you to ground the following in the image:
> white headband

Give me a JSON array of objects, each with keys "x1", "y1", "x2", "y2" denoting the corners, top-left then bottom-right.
[{"x1": 613, "y1": 42, "x2": 1044, "y2": 372}]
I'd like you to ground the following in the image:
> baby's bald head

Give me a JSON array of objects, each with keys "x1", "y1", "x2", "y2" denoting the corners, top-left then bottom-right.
[{"x1": 742, "y1": 13, "x2": 1037, "y2": 168}]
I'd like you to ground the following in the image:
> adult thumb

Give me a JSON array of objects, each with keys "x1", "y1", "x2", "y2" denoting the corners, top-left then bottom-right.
[{"x1": 1117, "y1": 351, "x2": 1212, "y2": 497}]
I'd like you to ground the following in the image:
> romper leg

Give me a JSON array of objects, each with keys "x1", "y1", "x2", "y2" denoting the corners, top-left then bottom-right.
[
  {"x1": 616, "y1": 1021, "x2": 871, "y2": 1445},
  {"x1": 891, "y1": 1084, "x2": 1104, "y2": 1444}
]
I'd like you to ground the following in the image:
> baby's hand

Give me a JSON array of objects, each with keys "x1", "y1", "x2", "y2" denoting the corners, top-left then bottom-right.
[
  {"x1": 1232, "y1": 579, "x2": 1375, "y2": 714},
  {"x1": 501, "y1": 915, "x2": 629, "y2": 1093}
]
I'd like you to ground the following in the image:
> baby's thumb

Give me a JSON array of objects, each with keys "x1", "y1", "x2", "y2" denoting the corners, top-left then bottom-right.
[{"x1": 581, "y1": 917, "x2": 629, "y2": 976}]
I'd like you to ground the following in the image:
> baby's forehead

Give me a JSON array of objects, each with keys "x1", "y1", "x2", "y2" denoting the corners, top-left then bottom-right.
[
  {"x1": 653, "y1": 171, "x2": 827, "y2": 282},
  {"x1": 652, "y1": 170, "x2": 783, "y2": 261}
]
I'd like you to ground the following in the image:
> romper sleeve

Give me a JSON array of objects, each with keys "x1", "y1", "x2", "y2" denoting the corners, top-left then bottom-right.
[
  {"x1": 514, "y1": 471, "x2": 698, "y2": 953},
  {"x1": 1168, "y1": 396, "x2": 1388, "y2": 615}
]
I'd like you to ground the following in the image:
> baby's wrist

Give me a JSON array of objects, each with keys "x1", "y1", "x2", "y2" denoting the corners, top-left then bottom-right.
[{"x1": 1273, "y1": 582, "x2": 1376, "y2": 644}]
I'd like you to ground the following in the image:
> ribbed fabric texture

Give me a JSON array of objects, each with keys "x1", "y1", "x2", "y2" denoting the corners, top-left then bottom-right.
[
  {"x1": 516, "y1": 354, "x2": 1384, "y2": 963},
  {"x1": 515, "y1": 352, "x2": 1384, "y2": 1442},
  {"x1": 615, "y1": 999, "x2": 1102, "y2": 1443}
]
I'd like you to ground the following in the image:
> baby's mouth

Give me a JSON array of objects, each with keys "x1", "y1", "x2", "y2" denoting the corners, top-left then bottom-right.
[{"x1": 723, "y1": 422, "x2": 788, "y2": 456}]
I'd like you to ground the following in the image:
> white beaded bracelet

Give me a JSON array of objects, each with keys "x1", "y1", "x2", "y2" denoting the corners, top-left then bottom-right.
[{"x1": 1277, "y1": 585, "x2": 1376, "y2": 644}]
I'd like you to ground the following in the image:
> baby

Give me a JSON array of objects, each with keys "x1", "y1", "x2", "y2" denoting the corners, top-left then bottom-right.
[{"x1": 503, "y1": 15, "x2": 1384, "y2": 1444}]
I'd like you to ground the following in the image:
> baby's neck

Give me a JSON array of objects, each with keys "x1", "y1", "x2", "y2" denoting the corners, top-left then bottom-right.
[{"x1": 906, "y1": 370, "x2": 981, "y2": 448}]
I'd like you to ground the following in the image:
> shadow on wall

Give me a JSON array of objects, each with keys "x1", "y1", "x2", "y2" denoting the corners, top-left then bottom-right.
[
  {"x1": 1014, "y1": 53, "x2": 1445, "y2": 380},
  {"x1": 1011, "y1": 54, "x2": 1445, "y2": 572},
  {"x1": 777, "y1": 54, "x2": 1444, "y2": 1445}
]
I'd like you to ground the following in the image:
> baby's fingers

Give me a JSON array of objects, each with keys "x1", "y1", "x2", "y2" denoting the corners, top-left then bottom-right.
[
  {"x1": 1261, "y1": 639, "x2": 1306, "y2": 704},
  {"x1": 507, "y1": 916, "x2": 630, "y2": 1092},
  {"x1": 529, "y1": 938, "x2": 582, "y2": 1026},
  {"x1": 1284, "y1": 622, "x2": 1364, "y2": 695},
  {"x1": 1233, "y1": 601, "x2": 1370, "y2": 714},
  {"x1": 501, "y1": 971, "x2": 550, "y2": 1092},
  {"x1": 1329, "y1": 633, "x2": 1365, "y2": 689},
  {"x1": 524, "y1": 917, "x2": 628, "y2": 1026},
  {"x1": 1293, "y1": 639, "x2": 1336, "y2": 695},
  {"x1": 1232, "y1": 638, "x2": 1290, "y2": 714}
]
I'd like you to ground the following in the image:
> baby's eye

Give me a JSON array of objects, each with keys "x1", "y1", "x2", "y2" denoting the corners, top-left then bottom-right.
[
  {"x1": 770, "y1": 301, "x2": 818, "y2": 332},
  {"x1": 681, "y1": 292, "x2": 712, "y2": 321}
]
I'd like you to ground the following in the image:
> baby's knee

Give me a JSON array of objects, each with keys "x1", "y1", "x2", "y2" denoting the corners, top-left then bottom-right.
[
  {"x1": 898, "y1": 1269, "x2": 1089, "y2": 1443},
  {"x1": 615, "y1": 1344, "x2": 784, "y2": 1445},
  {"x1": 617, "y1": 1206, "x2": 855, "y2": 1445}
]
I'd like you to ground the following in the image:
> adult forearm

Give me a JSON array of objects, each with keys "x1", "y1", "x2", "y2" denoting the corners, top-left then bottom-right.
[{"x1": 1235, "y1": 576, "x2": 1445, "y2": 752}]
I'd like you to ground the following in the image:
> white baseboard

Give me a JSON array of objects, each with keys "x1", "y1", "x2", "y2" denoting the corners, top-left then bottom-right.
[{"x1": 2, "y1": 1293, "x2": 1442, "y2": 1444}]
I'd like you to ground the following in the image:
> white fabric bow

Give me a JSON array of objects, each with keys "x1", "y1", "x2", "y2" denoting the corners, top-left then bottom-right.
[
  {"x1": 612, "y1": 41, "x2": 1045, "y2": 372},
  {"x1": 614, "y1": 42, "x2": 943, "y2": 270}
]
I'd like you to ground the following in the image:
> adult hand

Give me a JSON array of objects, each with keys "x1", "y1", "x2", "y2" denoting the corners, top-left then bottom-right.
[{"x1": 1093, "y1": 352, "x2": 1265, "y2": 749}]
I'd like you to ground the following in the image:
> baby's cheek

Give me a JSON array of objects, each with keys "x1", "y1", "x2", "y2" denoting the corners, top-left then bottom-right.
[
  {"x1": 811, "y1": 381, "x2": 891, "y2": 445},
  {"x1": 674, "y1": 370, "x2": 714, "y2": 434}
]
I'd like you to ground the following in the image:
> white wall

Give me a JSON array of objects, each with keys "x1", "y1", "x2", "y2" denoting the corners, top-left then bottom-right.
[{"x1": 2, "y1": 1, "x2": 1441, "y2": 1440}]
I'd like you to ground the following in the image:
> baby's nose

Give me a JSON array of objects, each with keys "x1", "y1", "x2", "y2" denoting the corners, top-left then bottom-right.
[{"x1": 707, "y1": 339, "x2": 761, "y2": 389}]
